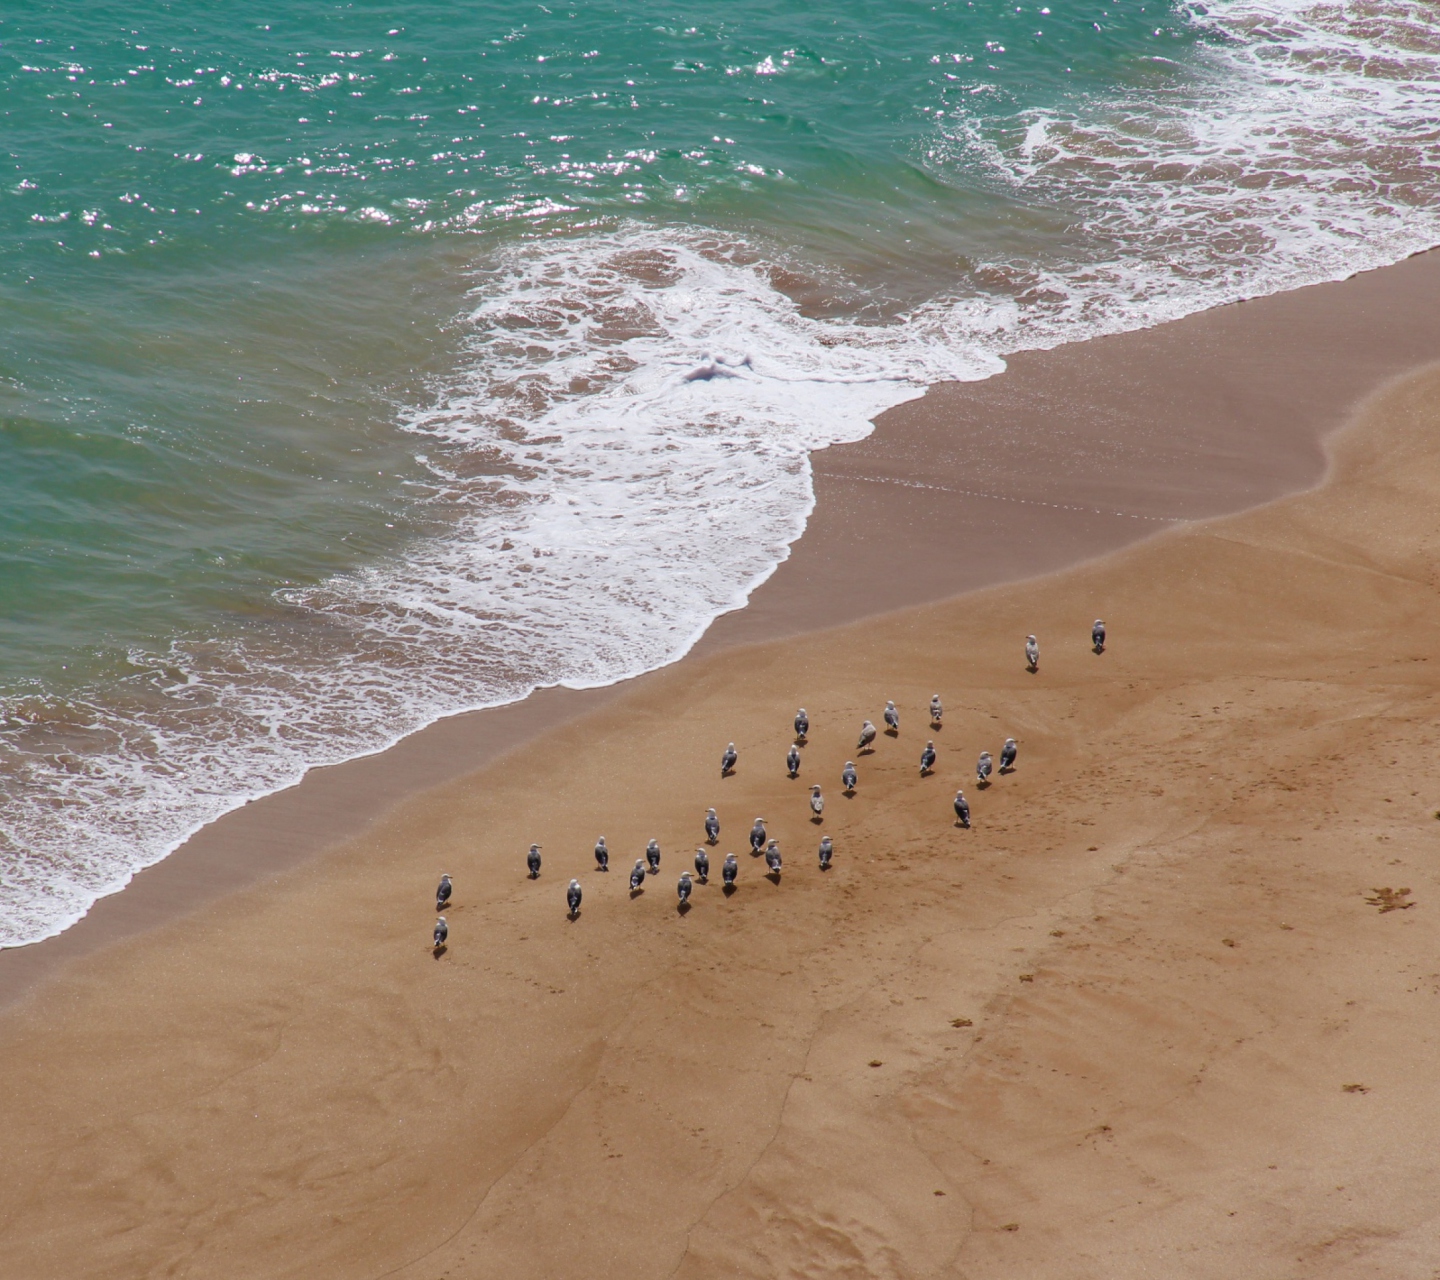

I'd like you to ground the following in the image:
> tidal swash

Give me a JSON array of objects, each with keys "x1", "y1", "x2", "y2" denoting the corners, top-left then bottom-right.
[{"x1": 2, "y1": 0, "x2": 1438, "y2": 945}]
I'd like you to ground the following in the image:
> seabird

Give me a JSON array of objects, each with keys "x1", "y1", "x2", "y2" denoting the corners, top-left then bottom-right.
[
  {"x1": 750, "y1": 817, "x2": 767, "y2": 853},
  {"x1": 954, "y1": 790, "x2": 971, "y2": 828},
  {"x1": 842, "y1": 761, "x2": 858, "y2": 793},
  {"x1": 977, "y1": 751, "x2": 993, "y2": 785},
  {"x1": 594, "y1": 837, "x2": 609, "y2": 871},
  {"x1": 765, "y1": 840, "x2": 782, "y2": 876},
  {"x1": 810, "y1": 784, "x2": 824, "y2": 818},
  {"x1": 646, "y1": 838, "x2": 661, "y2": 875},
  {"x1": 787, "y1": 744, "x2": 801, "y2": 778},
  {"x1": 705, "y1": 807, "x2": 720, "y2": 843},
  {"x1": 920, "y1": 740, "x2": 937, "y2": 774},
  {"x1": 433, "y1": 916, "x2": 448, "y2": 947},
  {"x1": 694, "y1": 848, "x2": 710, "y2": 882},
  {"x1": 630, "y1": 859, "x2": 647, "y2": 891},
  {"x1": 722, "y1": 852, "x2": 738, "y2": 887},
  {"x1": 884, "y1": 700, "x2": 899, "y2": 734},
  {"x1": 1000, "y1": 737, "x2": 1018, "y2": 772},
  {"x1": 818, "y1": 835, "x2": 833, "y2": 869},
  {"x1": 721, "y1": 742, "x2": 738, "y2": 775},
  {"x1": 930, "y1": 694, "x2": 943, "y2": 725},
  {"x1": 857, "y1": 720, "x2": 877, "y2": 752},
  {"x1": 436, "y1": 874, "x2": 452, "y2": 911},
  {"x1": 1093, "y1": 619, "x2": 1106, "y2": 653},
  {"x1": 677, "y1": 871, "x2": 693, "y2": 905},
  {"x1": 1025, "y1": 634, "x2": 1039, "y2": 672},
  {"x1": 794, "y1": 708, "x2": 809, "y2": 741},
  {"x1": 567, "y1": 878, "x2": 582, "y2": 917},
  {"x1": 527, "y1": 844, "x2": 542, "y2": 878}
]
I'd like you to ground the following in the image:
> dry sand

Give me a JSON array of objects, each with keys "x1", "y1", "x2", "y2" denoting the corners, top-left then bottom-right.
[{"x1": 5, "y1": 351, "x2": 1440, "y2": 1276}]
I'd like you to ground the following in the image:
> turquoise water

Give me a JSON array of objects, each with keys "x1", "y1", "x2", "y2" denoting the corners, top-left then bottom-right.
[{"x1": 3, "y1": 0, "x2": 1439, "y2": 944}]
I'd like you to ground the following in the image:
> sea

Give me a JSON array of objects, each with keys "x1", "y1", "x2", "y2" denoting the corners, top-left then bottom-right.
[{"x1": 2, "y1": 0, "x2": 1438, "y2": 946}]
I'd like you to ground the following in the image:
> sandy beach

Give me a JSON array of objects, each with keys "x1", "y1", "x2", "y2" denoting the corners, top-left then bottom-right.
[{"x1": 5, "y1": 274, "x2": 1440, "y2": 1275}]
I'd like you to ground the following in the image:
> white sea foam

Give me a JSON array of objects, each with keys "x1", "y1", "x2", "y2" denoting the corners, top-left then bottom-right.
[{"x1": 4, "y1": 0, "x2": 1440, "y2": 946}]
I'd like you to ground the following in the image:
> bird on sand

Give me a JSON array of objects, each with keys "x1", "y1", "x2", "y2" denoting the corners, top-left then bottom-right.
[
  {"x1": 1025, "y1": 634, "x2": 1039, "y2": 671},
  {"x1": 594, "y1": 838, "x2": 609, "y2": 872},
  {"x1": 436, "y1": 874, "x2": 452, "y2": 911},
  {"x1": 930, "y1": 694, "x2": 943, "y2": 725},
  {"x1": 810, "y1": 784, "x2": 824, "y2": 819},
  {"x1": 567, "y1": 879, "x2": 582, "y2": 917},
  {"x1": 722, "y1": 853, "x2": 739, "y2": 887},
  {"x1": 1000, "y1": 738, "x2": 1018, "y2": 772},
  {"x1": 694, "y1": 848, "x2": 710, "y2": 883},
  {"x1": 920, "y1": 741, "x2": 937, "y2": 774},
  {"x1": 977, "y1": 751, "x2": 993, "y2": 785},
  {"x1": 705, "y1": 807, "x2": 720, "y2": 843},
  {"x1": 750, "y1": 817, "x2": 768, "y2": 854},
  {"x1": 794, "y1": 708, "x2": 809, "y2": 741},
  {"x1": 630, "y1": 860, "x2": 647, "y2": 891},
  {"x1": 818, "y1": 835, "x2": 833, "y2": 870},
  {"x1": 787, "y1": 744, "x2": 801, "y2": 778},
  {"x1": 842, "y1": 761, "x2": 858, "y2": 793},
  {"x1": 646, "y1": 838, "x2": 661, "y2": 875},
  {"x1": 1092, "y1": 619, "x2": 1106, "y2": 653},
  {"x1": 433, "y1": 916, "x2": 448, "y2": 947},
  {"x1": 884, "y1": 700, "x2": 900, "y2": 734},
  {"x1": 954, "y1": 790, "x2": 971, "y2": 828},
  {"x1": 677, "y1": 871, "x2": 693, "y2": 905},
  {"x1": 765, "y1": 840, "x2": 782, "y2": 876},
  {"x1": 721, "y1": 742, "x2": 738, "y2": 775},
  {"x1": 857, "y1": 720, "x2": 877, "y2": 752},
  {"x1": 527, "y1": 844, "x2": 542, "y2": 878}
]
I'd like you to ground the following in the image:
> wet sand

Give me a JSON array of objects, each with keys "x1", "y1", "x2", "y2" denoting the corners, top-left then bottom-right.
[
  {"x1": 5, "y1": 247, "x2": 1440, "y2": 1008},
  {"x1": 3, "y1": 352, "x2": 1440, "y2": 1270}
]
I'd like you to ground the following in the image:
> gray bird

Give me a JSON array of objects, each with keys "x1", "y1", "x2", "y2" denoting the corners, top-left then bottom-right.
[
  {"x1": 954, "y1": 790, "x2": 971, "y2": 828},
  {"x1": 750, "y1": 817, "x2": 767, "y2": 854},
  {"x1": 818, "y1": 836, "x2": 833, "y2": 870},
  {"x1": 920, "y1": 741, "x2": 936, "y2": 774},
  {"x1": 433, "y1": 916, "x2": 448, "y2": 947},
  {"x1": 721, "y1": 742, "x2": 738, "y2": 775},
  {"x1": 1025, "y1": 634, "x2": 1039, "y2": 671},
  {"x1": 527, "y1": 844, "x2": 542, "y2": 878},
  {"x1": 794, "y1": 708, "x2": 809, "y2": 741},
  {"x1": 765, "y1": 840, "x2": 782, "y2": 876},
  {"x1": 722, "y1": 852, "x2": 738, "y2": 887},
  {"x1": 884, "y1": 700, "x2": 899, "y2": 734},
  {"x1": 842, "y1": 760, "x2": 858, "y2": 793},
  {"x1": 646, "y1": 838, "x2": 661, "y2": 874},
  {"x1": 594, "y1": 837, "x2": 609, "y2": 871},
  {"x1": 977, "y1": 751, "x2": 993, "y2": 785},
  {"x1": 1000, "y1": 738, "x2": 1017, "y2": 772},
  {"x1": 566, "y1": 878, "x2": 582, "y2": 916},
  {"x1": 1093, "y1": 619, "x2": 1106, "y2": 653},
  {"x1": 787, "y1": 744, "x2": 801, "y2": 778},
  {"x1": 810, "y1": 784, "x2": 824, "y2": 818},
  {"x1": 630, "y1": 860, "x2": 647, "y2": 891},
  {"x1": 930, "y1": 694, "x2": 943, "y2": 725},
  {"x1": 857, "y1": 719, "x2": 877, "y2": 752},
  {"x1": 694, "y1": 848, "x2": 710, "y2": 883},
  {"x1": 705, "y1": 807, "x2": 720, "y2": 843},
  {"x1": 677, "y1": 871, "x2": 693, "y2": 905},
  {"x1": 436, "y1": 874, "x2": 452, "y2": 912}
]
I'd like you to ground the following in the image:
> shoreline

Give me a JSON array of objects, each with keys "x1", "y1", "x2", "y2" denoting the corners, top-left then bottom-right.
[
  {"x1": 4, "y1": 244, "x2": 1440, "y2": 1008},
  {"x1": 5, "y1": 352, "x2": 1440, "y2": 1275}
]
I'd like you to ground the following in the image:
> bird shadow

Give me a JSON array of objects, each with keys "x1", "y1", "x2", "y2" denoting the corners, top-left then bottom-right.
[
  {"x1": 843, "y1": 789, "x2": 856, "y2": 799},
  {"x1": 920, "y1": 767, "x2": 933, "y2": 777},
  {"x1": 767, "y1": 871, "x2": 782, "y2": 884},
  {"x1": 811, "y1": 814, "x2": 824, "y2": 824},
  {"x1": 999, "y1": 765, "x2": 1015, "y2": 775},
  {"x1": 630, "y1": 887, "x2": 645, "y2": 899},
  {"x1": 1026, "y1": 666, "x2": 1038, "y2": 675},
  {"x1": 954, "y1": 820, "x2": 971, "y2": 830},
  {"x1": 432, "y1": 945, "x2": 447, "y2": 960},
  {"x1": 677, "y1": 901, "x2": 691, "y2": 916},
  {"x1": 794, "y1": 736, "x2": 808, "y2": 747},
  {"x1": 977, "y1": 780, "x2": 991, "y2": 790},
  {"x1": 723, "y1": 882, "x2": 737, "y2": 896},
  {"x1": 884, "y1": 728, "x2": 899, "y2": 738},
  {"x1": 819, "y1": 862, "x2": 832, "y2": 872},
  {"x1": 930, "y1": 720, "x2": 943, "y2": 731},
  {"x1": 721, "y1": 767, "x2": 735, "y2": 778},
  {"x1": 567, "y1": 910, "x2": 580, "y2": 923},
  {"x1": 858, "y1": 746, "x2": 875, "y2": 756}
]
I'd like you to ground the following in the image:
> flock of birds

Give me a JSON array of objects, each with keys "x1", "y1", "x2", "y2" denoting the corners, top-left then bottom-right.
[{"x1": 431, "y1": 620, "x2": 1106, "y2": 949}]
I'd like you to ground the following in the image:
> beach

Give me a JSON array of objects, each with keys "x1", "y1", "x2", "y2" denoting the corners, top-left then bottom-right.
[{"x1": 4, "y1": 259, "x2": 1440, "y2": 1275}]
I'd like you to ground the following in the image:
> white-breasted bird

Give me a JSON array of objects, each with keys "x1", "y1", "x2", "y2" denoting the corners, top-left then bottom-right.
[
  {"x1": 930, "y1": 694, "x2": 943, "y2": 725},
  {"x1": 694, "y1": 848, "x2": 710, "y2": 882},
  {"x1": 646, "y1": 839, "x2": 661, "y2": 874},
  {"x1": 630, "y1": 860, "x2": 647, "y2": 891},
  {"x1": 765, "y1": 840, "x2": 782, "y2": 876},
  {"x1": 842, "y1": 761, "x2": 858, "y2": 793},
  {"x1": 920, "y1": 741, "x2": 936, "y2": 774},
  {"x1": 750, "y1": 817, "x2": 767, "y2": 853},
  {"x1": 1000, "y1": 738, "x2": 1017, "y2": 772},
  {"x1": 677, "y1": 871, "x2": 693, "y2": 905},
  {"x1": 566, "y1": 879, "x2": 582, "y2": 916},
  {"x1": 977, "y1": 751, "x2": 993, "y2": 785},
  {"x1": 787, "y1": 744, "x2": 801, "y2": 778},
  {"x1": 954, "y1": 791, "x2": 970, "y2": 828},
  {"x1": 594, "y1": 838, "x2": 609, "y2": 871},
  {"x1": 721, "y1": 742, "x2": 738, "y2": 775},
  {"x1": 1025, "y1": 634, "x2": 1039, "y2": 671},
  {"x1": 433, "y1": 916, "x2": 448, "y2": 947},
  {"x1": 436, "y1": 874, "x2": 452, "y2": 911},
  {"x1": 794, "y1": 708, "x2": 809, "y2": 741},
  {"x1": 722, "y1": 853, "x2": 738, "y2": 886},
  {"x1": 818, "y1": 835, "x2": 833, "y2": 869},
  {"x1": 526, "y1": 844, "x2": 542, "y2": 878},
  {"x1": 704, "y1": 807, "x2": 720, "y2": 843},
  {"x1": 857, "y1": 720, "x2": 877, "y2": 752},
  {"x1": 810, "y1": 784, "x2": 824, "y2": 818},
  {"x1": 884, "y1": 700, "x2": 899, "y2": 733}
]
